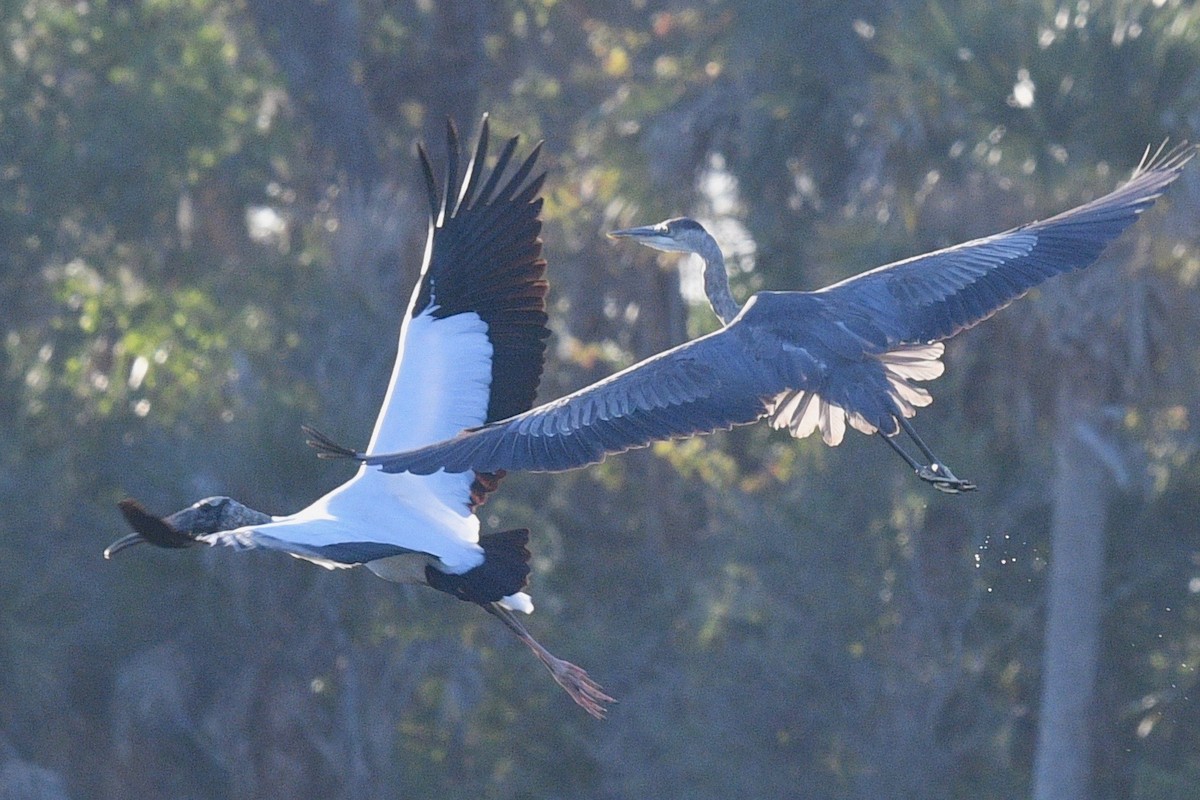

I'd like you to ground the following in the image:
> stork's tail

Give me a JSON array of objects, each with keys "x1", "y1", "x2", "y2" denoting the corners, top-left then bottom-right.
[
  {"x1": 425, "y1": 528, "x2": 532, "y2": 604},
  {"x1": 302, "y1": 425, "x2": 361, "y2": 460}
]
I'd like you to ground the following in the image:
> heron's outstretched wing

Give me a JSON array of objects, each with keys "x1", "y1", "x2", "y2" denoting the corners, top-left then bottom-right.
[
  {"x1": 330, "y1": 144, "x2": 1189, "y2": 477},
  {"x1": 356, "y1": 321, "x2": 786, "y2": 475},
  {"x1": 812, "y1": 144, "x2": 1191, "y2": 349},
  {"x1": 357, "y1": 116, "x2": 549, "y2": 512}
]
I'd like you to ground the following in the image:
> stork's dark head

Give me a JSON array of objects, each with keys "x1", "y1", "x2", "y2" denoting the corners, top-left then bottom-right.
[
  {"x1": 176, "y1": 496, "x2": 240, "y2": 534},
  {"x1": 105, "y1": 495, "x2": 265, "y2": 559},
  {"x1": 607, "y1": 217, "x2": 712, "y2": 255},
  {"x1": 106, "y1": 498, "x2": 201, "y2": 558}
]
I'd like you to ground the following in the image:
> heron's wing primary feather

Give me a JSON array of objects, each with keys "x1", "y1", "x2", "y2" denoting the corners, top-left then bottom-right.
[
  {"x1": 363, "y1": 117, "x2": 549, "y2": 512},
  {"x1": 811, "y1": 144, "x2": 1191, "y2": 348},
  {"x1": 361, "y1": 321, "x2": 785, "y2": 475}
]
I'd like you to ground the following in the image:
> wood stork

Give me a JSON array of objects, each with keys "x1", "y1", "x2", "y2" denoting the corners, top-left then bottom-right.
[
  {"x1": 106, "y1": 118, "x2": 613, "y2": 718},
  {"x1": 308, "y1": 144, "x2": 1190, "y2": 492}
]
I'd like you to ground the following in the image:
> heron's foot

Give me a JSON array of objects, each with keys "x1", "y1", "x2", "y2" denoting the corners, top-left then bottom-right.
[
  {"x1": 916, "y1": 463, "x2": 976, "y2": 494},
  {"x1": 541, "y1": 653, "x2": 616, "y2": 720}
]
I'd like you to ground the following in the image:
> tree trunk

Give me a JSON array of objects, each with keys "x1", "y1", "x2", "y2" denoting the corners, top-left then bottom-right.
[
  {"x1": 244, "y1": 0, "x2": 381, "y2": 187},
  {"x1": 1033, "y1": 381, "x2": 1110, "y2": 800}
]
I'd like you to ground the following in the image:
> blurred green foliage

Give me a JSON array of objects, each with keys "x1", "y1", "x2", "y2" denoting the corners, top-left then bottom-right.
[{"x1": 1, "y1": 1, "x2": 1199, "y2": 798}]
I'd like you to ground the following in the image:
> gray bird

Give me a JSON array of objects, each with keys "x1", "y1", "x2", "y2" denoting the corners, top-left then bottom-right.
[{"x1": 308, "y1": 144, "x2": 1190, "y2": 494}]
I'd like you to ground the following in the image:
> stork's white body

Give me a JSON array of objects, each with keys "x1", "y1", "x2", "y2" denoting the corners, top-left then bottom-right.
[
  {"x1": 111, "y1": 120, "x2": 616, "y2": 717},
  {"x1": 203, "y1": 286, "x2": 530, "y2": 612},
  {"x1": 184, "y1": 119, "x2": 555, "y2": 613}
]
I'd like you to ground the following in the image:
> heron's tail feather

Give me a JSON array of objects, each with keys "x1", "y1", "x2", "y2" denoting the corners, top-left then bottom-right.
[
  {"x1": 880, "y1": 342, "x2": 943, "y2": 418},
  {"x1": 767, "y1": 342, "x2": 946, "y2": 446},
  {"x1": 765, "y1": 389, "x2": 852, "y2": 446},
  {"x1": 425, "y1": 528, "x2": 532, "y2": 604}
]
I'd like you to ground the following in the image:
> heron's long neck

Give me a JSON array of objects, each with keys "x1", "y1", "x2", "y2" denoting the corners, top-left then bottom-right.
[{"x1": 695, "y1": 233, "x2": 740, "y2": 325}]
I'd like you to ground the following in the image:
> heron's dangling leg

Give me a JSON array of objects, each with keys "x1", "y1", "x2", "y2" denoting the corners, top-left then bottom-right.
[
  {"x1": 879, "y1": 430, "x2": 923, "y2": 471},
  {"x1": 882, "y1": 416, "x2": 976, "y2": 494},
  {"x1": 484, "y1": 603, "x2": 614, "y2": 719}
]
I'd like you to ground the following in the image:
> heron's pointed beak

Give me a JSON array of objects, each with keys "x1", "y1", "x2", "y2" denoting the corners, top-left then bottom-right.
[
  {"x1": 606, "y1": 225, "x2": 659, "y2": 241},
  {"x1": 607, "y1": 225, "x2": 687, "y2": 255}
]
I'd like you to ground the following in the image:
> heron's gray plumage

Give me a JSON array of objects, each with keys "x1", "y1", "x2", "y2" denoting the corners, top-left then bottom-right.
[
  {"x1": 339, "y1": 144, "x2": 1190, "y2": 490},
  {"x1": 363, "y1": 297, "x2": 817, "y2": 474}
]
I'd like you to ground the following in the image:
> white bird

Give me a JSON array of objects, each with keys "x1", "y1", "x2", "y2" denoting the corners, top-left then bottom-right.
[{"x1": 106, "y1": 118, "x2": 613, "y2": 718}]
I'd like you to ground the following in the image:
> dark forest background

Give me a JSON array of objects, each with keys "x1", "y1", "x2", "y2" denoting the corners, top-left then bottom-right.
[{"x1": 2, "y1": 1, "x2": 1200, "y2": 798}]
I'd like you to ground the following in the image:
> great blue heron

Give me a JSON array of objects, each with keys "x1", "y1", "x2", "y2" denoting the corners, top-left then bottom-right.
[
  {"x1": 307, "y1": 144, "x2": 1190, "y2": 493},
  {"x1": 106, "y1": 118, "x2": 613, "y2": 718}
]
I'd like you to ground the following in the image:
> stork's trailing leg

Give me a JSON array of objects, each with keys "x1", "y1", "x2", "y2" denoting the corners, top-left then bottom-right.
[
  {"x1": 880, "y1": 417, "x2": 976, "y2": 494},
  {"x1": 484, "y1": 602, "x2": 614, "y2": 718}
]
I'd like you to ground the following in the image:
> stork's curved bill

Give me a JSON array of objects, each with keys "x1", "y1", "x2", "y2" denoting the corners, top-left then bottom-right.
[
  {"x1": 321, "y1": 143, "x2": 1191, "y2": 494},
  {"x1": 109, "y1": 118, "x2": 613, "y2": 718}
]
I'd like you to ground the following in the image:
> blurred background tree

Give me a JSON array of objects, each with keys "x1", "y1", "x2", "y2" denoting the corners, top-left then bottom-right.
[{"x1": 1, "y1": 1, "x2": 1199, "y2": 798}]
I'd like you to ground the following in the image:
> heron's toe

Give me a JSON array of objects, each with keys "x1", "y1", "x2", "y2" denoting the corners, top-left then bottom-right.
[{"x1": 918, "y1": 464, "x2": 976, "y2": 494}]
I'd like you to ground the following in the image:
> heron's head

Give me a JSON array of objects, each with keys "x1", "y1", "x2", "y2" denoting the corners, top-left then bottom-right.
[{"x1": 608, "y1": 217, "x2": 712, "y2": 255}]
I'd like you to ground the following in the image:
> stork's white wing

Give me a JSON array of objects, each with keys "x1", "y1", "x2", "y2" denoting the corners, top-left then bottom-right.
[{"x1": 363, "y1": 118, "x2": 549, "y2": 529}]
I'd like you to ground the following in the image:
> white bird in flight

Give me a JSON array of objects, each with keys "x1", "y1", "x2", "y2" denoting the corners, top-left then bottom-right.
[{"x1": 107, "y1": 117, "x2": 613, "y2": 718}]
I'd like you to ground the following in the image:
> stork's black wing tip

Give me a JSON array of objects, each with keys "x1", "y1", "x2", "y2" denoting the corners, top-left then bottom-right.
[{"x1": 302, "y1": 424, "x2": 362, "y2": 460}]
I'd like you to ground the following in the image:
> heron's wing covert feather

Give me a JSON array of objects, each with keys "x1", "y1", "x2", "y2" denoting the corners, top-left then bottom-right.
[{"x1": 365, "y1": 325, "x2": 782, "y2": 474}]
